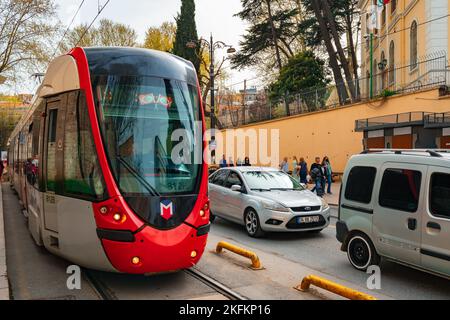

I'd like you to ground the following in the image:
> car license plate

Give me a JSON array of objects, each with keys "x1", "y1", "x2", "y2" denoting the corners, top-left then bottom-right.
[{"x1": 298, "y1": 216, "x2": 320, "y2": 224}]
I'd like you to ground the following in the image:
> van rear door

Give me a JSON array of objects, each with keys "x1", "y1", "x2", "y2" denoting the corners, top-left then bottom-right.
[
  {"x1": 422, "y1": 167, "x2": 450, "y2": 277},
  {"x1": 373, "y1": 163, "x2": 426, "y2": 267}
]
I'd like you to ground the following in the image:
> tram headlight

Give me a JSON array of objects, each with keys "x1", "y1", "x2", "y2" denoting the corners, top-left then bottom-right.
[
  {"x1": 100, "y1": 206, "x2": 108, "y2": 215},
  {"x1": 113, "y1": 213, "x2": 124, "y2": 222},
  {"x1": 200, "y1": 209, "x2": 205, "y2": 217},
  {"x1": 131, "y1": 256, "x2": 141, "y2": 265},
  {"x1": 190, "y1": 250, "x2": 197, "y2": 258}
]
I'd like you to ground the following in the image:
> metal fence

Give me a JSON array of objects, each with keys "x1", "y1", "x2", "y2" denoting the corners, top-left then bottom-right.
[{"x1": 218, "y1": 53, "x2": 449, "y2": 129}]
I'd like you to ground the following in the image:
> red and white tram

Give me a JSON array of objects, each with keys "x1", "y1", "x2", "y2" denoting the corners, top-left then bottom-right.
[{"x1": 7, "y1": 47, "x2": 210, "y2": 274}]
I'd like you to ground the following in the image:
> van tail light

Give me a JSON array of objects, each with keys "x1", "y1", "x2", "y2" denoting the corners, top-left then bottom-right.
[{"x1": 338, "y1": 184, "x2": 343, "y2": 220}]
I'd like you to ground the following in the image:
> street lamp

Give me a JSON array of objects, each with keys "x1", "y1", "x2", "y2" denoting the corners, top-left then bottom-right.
[{"x1": 186, "y1": 35, "x2": 236, "y2": 164}]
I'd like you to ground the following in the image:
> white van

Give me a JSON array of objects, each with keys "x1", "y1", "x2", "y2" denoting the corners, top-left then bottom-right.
[{"x1": 336, "y1": 150, "x2": 450, "y2": 279}]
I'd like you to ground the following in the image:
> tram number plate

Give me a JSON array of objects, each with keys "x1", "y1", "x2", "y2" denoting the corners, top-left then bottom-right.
[{"x1": 298, "y1": 216, "x2": 320, "y2": 224}]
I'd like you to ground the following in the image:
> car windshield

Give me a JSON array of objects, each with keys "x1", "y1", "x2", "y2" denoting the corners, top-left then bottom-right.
[
  {"x1": 243, "y1": 171, "x2": 305, "y2": 191},
  {"x1": 91, "y1": 75, "x2": 201, "y2": 196}
]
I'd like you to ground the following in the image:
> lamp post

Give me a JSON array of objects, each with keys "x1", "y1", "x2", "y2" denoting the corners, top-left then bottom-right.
[{"x1": 187, "y1": 35, "x2": 236, "y2": 164}]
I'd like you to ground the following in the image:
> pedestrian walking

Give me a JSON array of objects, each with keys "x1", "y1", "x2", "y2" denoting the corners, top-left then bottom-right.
[
  {"x1": 299, "y1": 157, "x2": 308, "y2": 184},
  {"x1": 243, "y1": 157, "x2": 251, "y2": 166},
  {"x1": 219, "y1": 155, "x2": 228, "y2": 168},
  {"x1": 280, "y1": 157, "x2": 289, "y2": 173},
  {"x1": 322, "y1": 156, "x2": 333, "y2": 194},
  {"x1": 292, "y1": 156, "x2": 299, "y2": 179},
  {"x1": 236, "y1": 158, "x2": 243, "y2": 166},
  {"x1": 310, "y1": 157, "x2": 325, "y2": 197}
]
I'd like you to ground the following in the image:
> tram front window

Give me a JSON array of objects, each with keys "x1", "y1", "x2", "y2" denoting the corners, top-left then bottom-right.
[{"x1": 92, "y1": 75, "x2": 201, "y2": 196}]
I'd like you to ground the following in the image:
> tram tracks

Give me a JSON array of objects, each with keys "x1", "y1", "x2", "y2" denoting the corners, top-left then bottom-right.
[
  {"x1": 83, "y1": 268, "x2": 245, "y2": 301},
  {"x1": 183, "y1": 268, "x2": 247, "y2": 300},
  {"x1": 83, "y1": 269, "x2": 118, "y2": 300}
]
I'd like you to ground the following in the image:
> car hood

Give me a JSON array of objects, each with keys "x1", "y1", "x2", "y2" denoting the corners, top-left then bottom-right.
[{"x1": 253, "y1": 190, "x2": 322, "y2": 208}]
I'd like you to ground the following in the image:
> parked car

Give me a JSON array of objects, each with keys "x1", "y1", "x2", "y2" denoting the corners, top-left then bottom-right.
[
  {"x1": 208, "y1": 167, "x2": 330, "y2": 237},
  {"x1": 337, "y1": 149, "x2": 450, "y2": 279}
]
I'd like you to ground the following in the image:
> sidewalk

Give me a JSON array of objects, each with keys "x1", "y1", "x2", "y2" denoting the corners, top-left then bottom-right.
[
  {"x1": 0, "y1": 183, "x2": 9, "y2": 300},
  {"x1": 322, "y1": 182, "x2": 340, "y2": 207}
]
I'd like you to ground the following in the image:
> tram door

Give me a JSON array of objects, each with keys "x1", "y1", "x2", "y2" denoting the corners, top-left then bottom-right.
[{"x1": 43, "y1": 96, "x2": 66, "y2": 233}]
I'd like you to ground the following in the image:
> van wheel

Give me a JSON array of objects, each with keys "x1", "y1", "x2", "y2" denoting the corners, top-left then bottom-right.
[
  {"x1": 346, "y1": 233, "x2": 380, "y2": 271},
  {"x1": 244, "y1": 209, "x2": 265, "y2": 238}
]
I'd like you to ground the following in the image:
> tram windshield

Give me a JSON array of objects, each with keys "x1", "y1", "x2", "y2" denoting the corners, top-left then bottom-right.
[{"x1": 91, "y1": 75, "x2": 202, "y2": 196}]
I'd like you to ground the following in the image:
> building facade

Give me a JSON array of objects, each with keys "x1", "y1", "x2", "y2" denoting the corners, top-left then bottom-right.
[{"x1": 359, "y1": 0, "x2": 450, "y2": 98}]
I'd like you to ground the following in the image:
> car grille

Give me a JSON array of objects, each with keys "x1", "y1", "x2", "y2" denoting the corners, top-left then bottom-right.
[
  {"x1": 286, "y1": 215, "x2": 326, "y2": 230},
  {"x1": 290, "y1": 206, "x2": 321, "y2": 212}
]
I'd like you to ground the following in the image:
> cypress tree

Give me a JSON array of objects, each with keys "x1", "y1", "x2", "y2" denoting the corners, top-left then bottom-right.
[{"x1": 173, "y1": 0, "x2": 201, "y2": 73}]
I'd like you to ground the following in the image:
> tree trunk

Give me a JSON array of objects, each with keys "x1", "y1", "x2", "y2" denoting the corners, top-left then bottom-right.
[
  {"x1": 310, "y1": 0, "x2": 348, "y2": 105},
  {"x1": 321, "y1": 0, "x2": 357, "y2": 102}
]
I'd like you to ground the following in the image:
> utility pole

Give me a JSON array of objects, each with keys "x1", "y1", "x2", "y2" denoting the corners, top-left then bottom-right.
[
  {"x1": 242, "y1": 80, "x2": 247, "y2": 125},
  {"x1": 369, "y1": 33, "x2": 374, "y2": 99}
]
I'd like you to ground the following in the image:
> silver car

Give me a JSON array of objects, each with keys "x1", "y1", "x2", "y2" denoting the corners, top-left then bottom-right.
[{"x1": 208, "y1": 167, "x2": 331, "y2": 237}]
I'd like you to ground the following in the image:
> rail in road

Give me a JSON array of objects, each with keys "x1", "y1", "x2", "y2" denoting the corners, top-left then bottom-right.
[{"x1": 83, "y1": 268, "x2": 246, "y2": 301}]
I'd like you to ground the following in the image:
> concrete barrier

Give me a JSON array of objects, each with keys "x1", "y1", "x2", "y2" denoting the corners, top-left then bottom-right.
[
  {"x1": 216, "y1": 241, "x2": 262, "y2": 270},
  {"x1": 295, "y1": 275, "x2": 376, "y2": 300}
]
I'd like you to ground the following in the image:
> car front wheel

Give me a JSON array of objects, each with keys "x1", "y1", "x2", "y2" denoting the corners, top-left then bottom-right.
[
  {"x1": 244, "y1": 209, "x2": 265, "y2": 238},
  {"x1": 346, "y1": 233, "x2": 380, "y2": 271}
]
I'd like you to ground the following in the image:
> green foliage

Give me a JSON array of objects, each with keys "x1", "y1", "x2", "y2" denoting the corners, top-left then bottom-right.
[
  {"x1": 380, "y1": 89, "x2": 397, "y2": 98},
  {"x1": 269, "y1": 51, "x2": 330, "y2": 108},
  {"x1": 231, "y1": 0, "x2": 299, "y2": 70},
  {"x1": 173, "y1": 0, "x2": 201, "y2": 73},
  {"x1": 299, "y1": 0, "x2": 358, "y2": 48}
]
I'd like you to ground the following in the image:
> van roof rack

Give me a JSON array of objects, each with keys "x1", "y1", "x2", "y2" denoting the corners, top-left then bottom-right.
[{"x1": 361, "y1": 149, "x2": 449, "y2": 158}]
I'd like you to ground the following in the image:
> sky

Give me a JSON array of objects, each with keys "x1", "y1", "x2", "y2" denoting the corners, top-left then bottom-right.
[{"x1": 3, "y1": 0, "x2": 258, "y2": 95}]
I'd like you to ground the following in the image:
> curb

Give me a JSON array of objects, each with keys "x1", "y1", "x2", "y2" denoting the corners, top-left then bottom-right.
[{"x1": 0, "y1": 183, "x2": 9, "y2": 300}]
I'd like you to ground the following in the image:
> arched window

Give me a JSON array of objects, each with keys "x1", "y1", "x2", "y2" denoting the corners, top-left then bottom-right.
[
  {"x1": 381, "y1": 51, "x2": 386, "y2": 90},
  {"x1": 366, "y1": 71, "x2": 371, "y2": 97},
  {"x1": 410, "y1": 21, "x2": 418, "y2": 70},
  {"x1": 389, "y1": 41, "x2": 395, "y2": 85}
]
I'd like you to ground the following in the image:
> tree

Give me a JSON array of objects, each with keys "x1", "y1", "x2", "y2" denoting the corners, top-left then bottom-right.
[
  {"x1": 231, "y1": 0, "x2": 299, "y2": 71},
  {"x1": 173, "y1": 0, "x2": 201, "y2": 73},
  {"x1": 60, "y1": 19, "x2": 137, "y2": 52},
  {"x1": 269, "y1": 51, "x2": 329, "y2": 110},
  {"x1": 143, "y1": 22, "x2": 176, "y2": 52},
  {"x1": 0, "y1": 0, "x2": 58, "y2": 82},
  {"x1": 299, "y1": 0, "x2": 361, "y2": 104}
]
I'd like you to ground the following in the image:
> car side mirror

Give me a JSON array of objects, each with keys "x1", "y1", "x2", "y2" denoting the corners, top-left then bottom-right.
[{"x1": 231, "y1": 185, "x2": 242, "y2": 192}]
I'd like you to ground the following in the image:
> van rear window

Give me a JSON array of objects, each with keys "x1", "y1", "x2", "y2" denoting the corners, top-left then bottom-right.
[
  {"x1": 430, "y1": 173, "x2": 450, "y2": 219},
  {"x1": 345, "y1": 166, "x2": 377, "y2": 204}
]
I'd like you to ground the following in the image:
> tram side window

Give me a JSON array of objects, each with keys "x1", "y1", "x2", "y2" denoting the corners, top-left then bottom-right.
[
  {"x1": 26, "y1": 115, "x2": 41, "y2": 189},
  {"x1": 63, "y1": 91, "x2": 106, "y2": 200}
]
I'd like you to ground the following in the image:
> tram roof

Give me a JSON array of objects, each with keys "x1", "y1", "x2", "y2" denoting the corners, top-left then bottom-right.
[{"x1": 84, "y1": 47, "x2": 199, "y2": 86}]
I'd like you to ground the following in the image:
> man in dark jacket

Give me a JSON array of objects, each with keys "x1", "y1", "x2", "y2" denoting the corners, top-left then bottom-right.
[{"x1": 310, "y1": 157, "x2": 325, "y2": 197}]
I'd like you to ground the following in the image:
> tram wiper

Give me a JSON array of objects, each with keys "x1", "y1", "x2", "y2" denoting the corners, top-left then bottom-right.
[{"x1": 116, "y1": 155, "x2": 160, "y2": 197}]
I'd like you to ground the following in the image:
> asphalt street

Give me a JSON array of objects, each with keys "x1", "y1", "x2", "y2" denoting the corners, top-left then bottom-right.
[{"x1": 209, "y1": 207, "x2": 450, "y2": 300}]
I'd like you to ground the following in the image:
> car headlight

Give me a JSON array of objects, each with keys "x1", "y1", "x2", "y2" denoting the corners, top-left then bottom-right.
[
  {"x1": 321, "y1": 198, "x2": 329, "y2": 210},
  {"x1": 262, "y1": 200, "x2": 290, "y2": 212}
]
